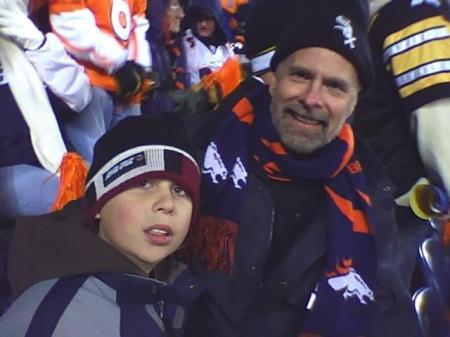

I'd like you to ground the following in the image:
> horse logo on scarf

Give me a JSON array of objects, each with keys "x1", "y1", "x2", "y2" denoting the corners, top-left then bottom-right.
[
  {"x1": 230, "y1": 157, "x2": 247, "y2": 189},
  {"x1": 202, "y1": 142, "x2": 228, "y2": 183},
  {"x1": 327, "y1": 267, "x2": 374, "y2": 305}
]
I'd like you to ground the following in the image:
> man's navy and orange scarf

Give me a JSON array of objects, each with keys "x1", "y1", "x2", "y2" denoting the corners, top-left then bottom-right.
[{"x1": 189, "y1": 86, "x2": 377, "y2": 336}]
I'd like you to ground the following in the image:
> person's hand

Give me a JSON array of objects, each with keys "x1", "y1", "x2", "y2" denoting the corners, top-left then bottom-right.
[
  {"x1": 0, "y1": 10, "x2": 45, "y2": 50},
  {"x1": 113, "y1": 61, "x2": 145, "y2": 103}
]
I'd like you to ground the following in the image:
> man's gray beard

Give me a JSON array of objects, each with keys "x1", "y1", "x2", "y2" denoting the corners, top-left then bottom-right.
[{"x1": 274, "y1": 122, "x2": 330, "y2": 155}]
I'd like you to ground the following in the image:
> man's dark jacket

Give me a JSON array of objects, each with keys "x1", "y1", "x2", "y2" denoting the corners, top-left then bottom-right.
[{"x1": 184, "y1": 78, "x2": 421, "y2": 337}]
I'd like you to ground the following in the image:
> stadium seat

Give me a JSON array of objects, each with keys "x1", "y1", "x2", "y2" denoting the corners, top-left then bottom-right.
[
  {"x1": 419, "y1": 235, "x2": 450, "y2": 306},
  {"x1": 412, "y1": 286, "x2": 447, "y2": 337}
]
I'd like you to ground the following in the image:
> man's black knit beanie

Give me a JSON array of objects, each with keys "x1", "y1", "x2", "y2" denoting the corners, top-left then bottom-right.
[
  {"x1": 246, "y1": 0, "x2": 370, "y2": 76},
  {"x1": 270, "y1": 10, "x2": 373, "y2": 91}
]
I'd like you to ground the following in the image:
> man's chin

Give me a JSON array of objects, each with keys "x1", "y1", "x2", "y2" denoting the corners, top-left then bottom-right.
[{"x1": 282, "y1": 138, "x2": 323, "y2": 155}]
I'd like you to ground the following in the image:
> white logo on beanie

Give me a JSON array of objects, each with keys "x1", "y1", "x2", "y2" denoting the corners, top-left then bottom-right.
[{"x1": 333, "y1": 15, "x2": 356, "y2": 49}]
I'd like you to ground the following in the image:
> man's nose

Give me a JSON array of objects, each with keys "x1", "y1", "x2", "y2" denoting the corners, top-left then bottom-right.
[{"x1": 302, "y1": 82, "x2": 324, "y2": 108}]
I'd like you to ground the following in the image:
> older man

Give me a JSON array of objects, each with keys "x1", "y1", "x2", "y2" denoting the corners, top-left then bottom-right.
[{"x1": 185, "y1": 9, "x2": 420, "y2": 337}]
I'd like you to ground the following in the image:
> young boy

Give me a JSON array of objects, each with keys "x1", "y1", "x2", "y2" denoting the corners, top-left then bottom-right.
[{"x1": 0, "y1": 114, "x2": 202, "y2": 337}]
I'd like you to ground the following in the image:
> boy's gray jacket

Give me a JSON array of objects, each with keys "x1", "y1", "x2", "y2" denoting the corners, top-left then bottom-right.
[{"x1": 0, "y1": 200, "x2": 202, "y2": 337}]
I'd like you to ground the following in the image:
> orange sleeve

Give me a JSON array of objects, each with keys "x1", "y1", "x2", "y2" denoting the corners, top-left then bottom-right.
[
  {"x1": 48, "y1": 0, "x2": 87, "y2": 14},
  {"x1": 132, "y1": 0, "x2": 147, "y2": 16}
]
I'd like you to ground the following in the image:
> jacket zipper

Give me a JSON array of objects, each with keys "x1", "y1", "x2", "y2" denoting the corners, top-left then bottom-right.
[
  {"x1": 158, "y1": 300, "x2": 176, "y2": 337},
  {"x1": 158, "y1": 300, "x2": 165, "y2": 321}
]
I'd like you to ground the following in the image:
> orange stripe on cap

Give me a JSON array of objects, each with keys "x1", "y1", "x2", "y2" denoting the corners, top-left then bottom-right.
[
  {"x1": 325, "y1": 186, "x2": 371, "y2": 234},
  {"x1": 260, "y1": 138, "x2": 288, "y2": 155},
  {"x1": 233, "y1": 97, "x2": 254, "y2": 124},
  {"x1": 331, "y1": 123, "x2": 354, "y2": 177}
]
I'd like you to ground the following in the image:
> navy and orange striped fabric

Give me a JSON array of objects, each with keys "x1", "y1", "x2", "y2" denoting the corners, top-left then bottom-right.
[{"x1": 199, "y1": 85, "x2": 377, "y2": 336}]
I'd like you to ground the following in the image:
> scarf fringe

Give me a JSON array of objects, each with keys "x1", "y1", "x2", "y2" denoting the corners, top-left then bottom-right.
[
  {"x1": 185, "y1": 215, "x2": 237, "y2": 274},
  {"x1": 51, "y1": 152, "x2": 88, "y2": 211}
]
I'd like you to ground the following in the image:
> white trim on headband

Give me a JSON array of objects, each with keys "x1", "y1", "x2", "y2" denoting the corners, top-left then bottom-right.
[
  {"x1": 250, "y1": 49, "x2": 275, "y2": 74},
  {"x1": 85, "y1": 145, "x2": 199, "y2": 199}
]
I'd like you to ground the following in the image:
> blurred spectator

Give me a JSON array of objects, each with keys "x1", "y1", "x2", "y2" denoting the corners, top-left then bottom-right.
[
  {"x1": 0, "y1": 0, "x2": 90, "y2": 219},
  {"x1": 182, "y1": 0, "x2": 235, "y2": 87},
  {"x1": 147, "y1": 0, "x2": 187, "y2": 92},
  {"x1": 353, "y1": 0, "x2": 450, "y2": 290},
  {"x1": 48, "y1": 0, "x2": 152, "y2": 163},
  {"x1": 220, "y1": 0, "x2": 255, "y2": 53},
  {"x1": 142, "y1": 0, "x2": 212, "y2": 117}
]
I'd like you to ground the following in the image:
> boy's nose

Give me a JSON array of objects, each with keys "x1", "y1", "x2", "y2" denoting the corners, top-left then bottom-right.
[{"x1": 152, "y1": 188, "x2": 175, "y2": 213}]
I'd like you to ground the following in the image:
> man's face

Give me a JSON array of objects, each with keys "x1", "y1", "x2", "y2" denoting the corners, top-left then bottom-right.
[
  {"x1": 166, "y1": 0, "x2": 184, "y2": 34},
  {"x1": 269, "y1": 47, "x2": 359, "y2": 154},
  {"x1": 196, "y1": 17, "x2": 216, "y2": 38},
  {"x1": 97, "y1": 179, "x2": 193, "y2": 274}
]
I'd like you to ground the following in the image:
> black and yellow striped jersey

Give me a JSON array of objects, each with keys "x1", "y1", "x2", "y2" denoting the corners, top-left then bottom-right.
[
  {"x1": 370, "y1": 0, "x2": 450, "y2": 112},
  {"x1": 352, "y1": 0, "x2": 450, "y2": 196}
]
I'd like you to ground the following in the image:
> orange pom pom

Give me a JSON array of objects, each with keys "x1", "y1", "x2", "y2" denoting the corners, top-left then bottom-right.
[{"x1": 51, "y1": 152, "x2": 88, "y2": 211}]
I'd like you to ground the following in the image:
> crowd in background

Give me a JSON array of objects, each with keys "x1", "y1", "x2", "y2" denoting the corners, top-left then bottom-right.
[{"x1": 0, "y1": 0, "x2": 450, "y2": 336}]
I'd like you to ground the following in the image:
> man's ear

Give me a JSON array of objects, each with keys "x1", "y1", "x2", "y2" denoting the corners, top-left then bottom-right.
[
  {"x1": 95, "y1": 213, "x2": 100, "y2": 220},
  {"x1": 260, "y1": 71, "x2": 275, "y2": 86}
]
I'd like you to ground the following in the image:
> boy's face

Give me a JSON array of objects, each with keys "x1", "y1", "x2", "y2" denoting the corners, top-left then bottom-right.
[{"x1": 97, "y1": 178, "x2": 193, "y2": 274}]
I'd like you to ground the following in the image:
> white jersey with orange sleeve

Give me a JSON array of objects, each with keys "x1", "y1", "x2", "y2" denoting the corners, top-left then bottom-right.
[
  {"x1": 182, "y1": 29, "x2": 234, "y2": 87},
  {"x1": 48, "y1": 0, "x2": 151, "y2": 92},
  {"x1": 0, "y1": 0, "x2": 92, "y2": 112},
  {"x1": 26, "y1": 33, "x2": 93, "y2": 112}
]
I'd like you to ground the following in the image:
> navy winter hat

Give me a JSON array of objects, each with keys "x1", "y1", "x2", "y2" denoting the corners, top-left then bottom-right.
[
  {"x1": 270, "y1": 11, "x2": 373, "y2": 91},
  {"x1": 246, "y1": 0, "x2": 370, "y2": 76},
  {"x1": 84, "y1": 115, "x2": 200, "y2": 222}
]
